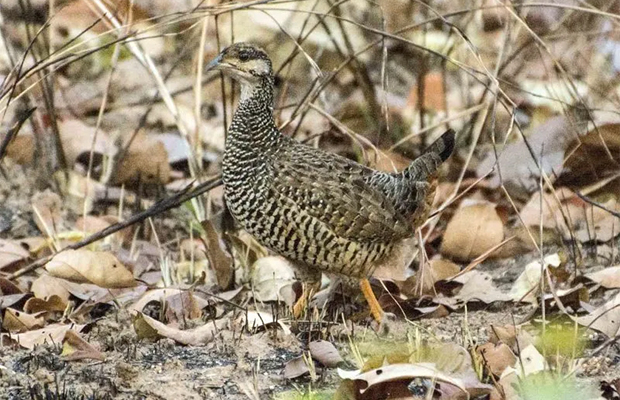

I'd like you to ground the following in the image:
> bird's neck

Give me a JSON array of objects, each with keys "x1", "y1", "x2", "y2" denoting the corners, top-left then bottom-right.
[{"x1": 230, "y1": 76, "x2": 280, "y2": 146}]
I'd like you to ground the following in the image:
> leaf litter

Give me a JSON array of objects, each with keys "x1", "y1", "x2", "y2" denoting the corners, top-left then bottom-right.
[{"x1": 1, "y1": 1, "x2": 620, "y2": 399}]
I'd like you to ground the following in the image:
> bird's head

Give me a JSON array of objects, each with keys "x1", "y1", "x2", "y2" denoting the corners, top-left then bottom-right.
[{"x1": 206, "y1": 43, "x2": 273, "y2": 82}]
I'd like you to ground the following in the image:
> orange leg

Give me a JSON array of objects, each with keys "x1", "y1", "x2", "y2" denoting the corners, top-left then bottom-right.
[
  {"x1": 292, "y1": 280, "x2": 321, "y2": 318},
  {"x1": 360, "y1": 278, "x2": 384, "y2": 321}
]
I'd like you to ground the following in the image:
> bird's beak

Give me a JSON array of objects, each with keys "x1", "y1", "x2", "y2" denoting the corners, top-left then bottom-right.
[{"x1": 205, "y1": 54, "x2": 223, "y2": 72}]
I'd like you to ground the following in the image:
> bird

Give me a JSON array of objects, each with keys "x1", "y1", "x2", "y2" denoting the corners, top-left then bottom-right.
[{"x1": 206, "y1": 43, "x2": 455, "y2": 321}]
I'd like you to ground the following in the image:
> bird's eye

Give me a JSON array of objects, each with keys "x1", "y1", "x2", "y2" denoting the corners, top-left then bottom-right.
[{"x1": 238, "y1": 52, "x2": 250, "y2": 62}]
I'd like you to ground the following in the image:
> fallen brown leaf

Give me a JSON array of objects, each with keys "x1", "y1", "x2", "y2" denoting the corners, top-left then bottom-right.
[
  {"x1": 283, "y1": 356, "x2": 310, "y2": 380},
  {"x1": 5, "y1": 133, "x2": 34, "y2": 164},
  {"x1": 450, "y1": 271, "x2": 511, "y2": 305},
  {"x1": 520, "y1": 188, "x2": 620, "y2": 243},
  {"x1": 30, "y1": 274, "x2": 71, "y2": 304},
  {"x1": 584, "y1": 266, "x2": 620, "y2": 289},
  {"x1": 309, "y1": 340, "x2": 343, "y2": 368},
  {"x1": 23, "y1": 294, "x2": 67, "y2": 314},
  {"x1": 133, "y1": 312, "x2": 228, "y2": 346},
  {"x1": 477, "y1": 342, "x2": 516, "y2": 377},
  {"x1": 251, "y1": 256, "x2": 297, "y2": 306},
  {"x1": 112, "y1": 131, "x2": 170, "y2": 185},
  {"x1": 31, "y1": 190, "x2": 64, "y2": 237},
  {"x1": 577, "y1": 292, "x2": 620, "y2": 338},
  {"x1": 61, "y1": 330, "x2": 105, "y2": 361},
  {"x1": 2, "y1": 308, "x2": 45, "y2": 333},
  {"x1": 509, "y1": 254, "x2": 561, "y2": 304},
  {"x1": 441, "y1": 200, "x2": 505, "y2": 262},
  {"x1": 45, "y1": 249, "x2": 135, "y2": 288},
  {"x1": 201, "y1": 219, "x2": 233, "y2": 289},
  {"x1": 0, "y1": 239, "x2": 30, "y2": 271},
  {"x1": 1, "y1": 323, "x2": 85, "y2": 350}
]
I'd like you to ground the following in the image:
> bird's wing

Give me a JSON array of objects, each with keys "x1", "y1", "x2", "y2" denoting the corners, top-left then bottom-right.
[{"x1": 270, "y1": 139, "x2": 412, "y2": 243}]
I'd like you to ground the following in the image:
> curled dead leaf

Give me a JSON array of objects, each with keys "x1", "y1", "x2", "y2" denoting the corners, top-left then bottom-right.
[
  {"x1": 241, "y1": 310, "x2": 291, "y2": 335},
  {"x1": 1, "y1": 323, "x2": 85, "y2": 350},
  {"x1": 509, "y1": 254, "x2": 561, "y2": 304},
  {"x1": 2, "y1": 308, "x2": 45, "y2": 333},
  {"x1": 201, "y1": 219, "x2": 233, "y2": 289},
  {"x1": 23, "y1": 294, "x2": 67, "y2": 314},
  {"x1": 133, "y1": 312, "x2": 228, "y2": 346},
  {"x1": 339, "y1": 363, "x2": 467, "y2": 395}
]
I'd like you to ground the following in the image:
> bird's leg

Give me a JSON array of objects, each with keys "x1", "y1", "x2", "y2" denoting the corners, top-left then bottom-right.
[
  {"x1": 360, "y1": 278, "x2": 384, "y2": 321},
  {"x1": 292, "y1": 266, "x2": 322, "y2": 318},
  {"x1": 292, "y1": 279, "x2": 321, "y2": 318}
]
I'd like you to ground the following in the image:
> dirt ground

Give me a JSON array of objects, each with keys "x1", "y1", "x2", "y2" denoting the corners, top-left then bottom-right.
[{"x1": 1, "y1": 255, "x2": 619, "y2": 400}]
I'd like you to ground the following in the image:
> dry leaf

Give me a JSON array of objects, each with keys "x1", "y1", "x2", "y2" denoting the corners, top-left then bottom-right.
[
  {"x1": 23, "y1": 294, "x2": 67, "y2": 314},
  {"x1": 0, "y1": 294, "x2": 30, "y2": 310},
  {"x1": 515, "y1": 344, "x2": 547, "y2": 377},
  {"x1": 477, "y1": 342, "x2": 516, "y2": 377},
  {"x1": 2, "y1": 308, "x2": 45, "y2": 333},
  {"x1": 61, "y1": 330, "x2": 105, "y2": 361},
  {"x1": 164, "y1": 291, "x2": 206, "y2": 322},
  {"x1": 45, "y1": 249, "x2": 135, "y2": 288},
  {"x1": 309, "y1": 340, "x2": 343, "y2": 368},
  {"x1": 509, "y1": 254, "x2": 561, "y2": 304},
  {"x1": 31, "y1": 190, "x2": 64, "y2": 236},
  {"x1": 201, "y1": 219, "x2": 233, "y2": 289},
  {"x1": 520, "y1": 188, "x2": 620, "y2": 243},
  {"x1": 112, "y1": 131, "x2": 170, "y2": 185},
  {"x1": 405, "y1": 258, "x2": 460, "y2": 296},
  {"x1": 1, "y1": 323, "x2": 85, "y2": 350},
  {"x1": 477, "y1": 115, "x2": 586, "y2": 192},
  {"x1": 451, "y1": 271, "x2": 511, "y2": 304},
  {"x1": 0, "y1": 278, "x2": 22, "y2": 295},
  {"x1": 0, "y1": 239, "x2": 30, "y2": 270},
  {"x1": 30, "y1": 274, "x2": 71, "y2": 304},
  {"x1": 133, "y1": 312, "x2": 227, "y2": 346},
  {"x1": 560, "y1": 122, "x2": 620, "y2": 187},
  {"x1": 58, "y1": 118, "x2": 115, "y2": 167},
  {"x1": 489, "y1": 325, "x2": 536, "y2": 355},
  {"x1": 441, "y1": 200, "x2": 505, "y2": 261},
  {"x1": 130, "y1": 288, "x2": 185, "y2": 313},
  {"x1": 251, "y1": 257, "x2": 297, "y2": 306},
  {"x1": 283, "y1": 356, "x2": 310, "y2": 379},
  {"x1": 6, "y1": 134, "x2": 34, "y2": 164},
  {"x1": 584, "y1": 266, "x2": 620, "y2": 289},
  {"x1": 577, "y1": 292, "x2": 620, "y2": 338},
  {"x1": 242, "y1": 310, "x2": 291, "y2": 335},
  {"x1": 338, "y1": 363, "x2": 467, "y2": 395}
]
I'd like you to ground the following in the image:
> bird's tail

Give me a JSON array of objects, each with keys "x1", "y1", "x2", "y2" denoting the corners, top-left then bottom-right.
[{"x1": 402, "y1": 129, "x2": 455, "y2": 181}]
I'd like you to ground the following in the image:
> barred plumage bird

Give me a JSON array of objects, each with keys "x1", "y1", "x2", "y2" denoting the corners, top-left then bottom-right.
[{"x1": 207, "y1": 43, "x2": 455, "y2": 320}]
